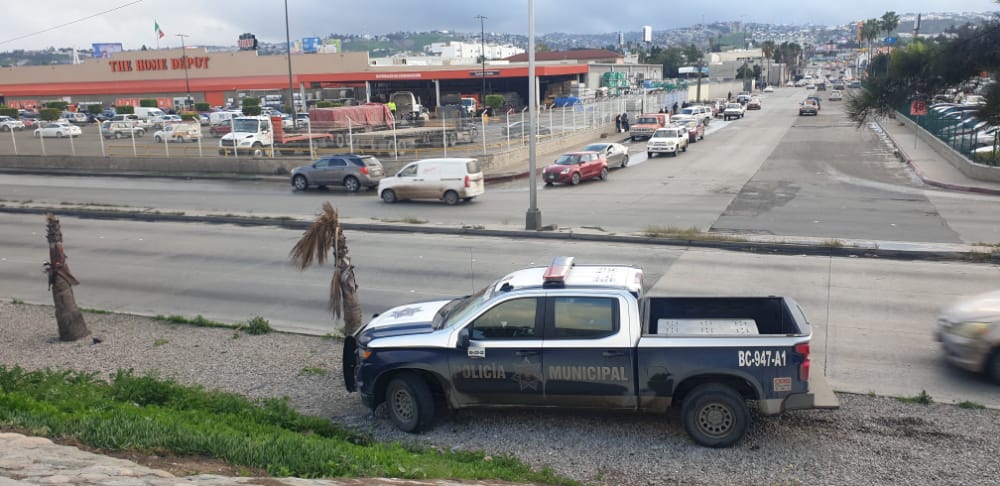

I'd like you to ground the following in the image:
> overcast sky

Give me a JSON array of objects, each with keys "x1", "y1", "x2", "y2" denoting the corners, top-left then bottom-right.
[{"x1": 1, "y1": 0, "x2": 997, "y2": 51}]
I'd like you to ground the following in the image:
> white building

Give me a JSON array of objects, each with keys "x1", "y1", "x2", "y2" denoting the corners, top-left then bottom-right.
[{"x1": 425, "y1": 41, "x2": 524, "y2": 64}]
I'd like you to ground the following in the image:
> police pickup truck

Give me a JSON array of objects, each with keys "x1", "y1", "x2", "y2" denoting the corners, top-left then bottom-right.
[{"x1": 343, "y1": 257, "x2": 838, "y2": 447}]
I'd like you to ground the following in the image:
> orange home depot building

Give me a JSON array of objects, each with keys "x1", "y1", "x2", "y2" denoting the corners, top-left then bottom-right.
[{"x1": 0, "y1": 47, "x2": 590, "y2": 110}]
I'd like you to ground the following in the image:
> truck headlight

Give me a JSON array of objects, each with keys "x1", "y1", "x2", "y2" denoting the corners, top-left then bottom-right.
[{"x1": 952, "y1": 321, "x2": 991, "y2": 338}]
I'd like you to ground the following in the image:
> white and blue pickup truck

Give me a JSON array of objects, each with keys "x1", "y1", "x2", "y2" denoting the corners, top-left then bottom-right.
[{"x1": 343, "y1": 257, "x2": 839, "y2": 447}]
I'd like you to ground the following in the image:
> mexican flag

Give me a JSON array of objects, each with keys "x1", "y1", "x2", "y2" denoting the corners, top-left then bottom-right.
[{"x1": 155, "y1": 21, "x2": 165, "y2": 39}]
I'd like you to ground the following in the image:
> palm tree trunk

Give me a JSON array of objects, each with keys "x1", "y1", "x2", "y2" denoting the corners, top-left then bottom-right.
[
  {"x1": 335, "y1": 228, "x2": 363, "y2": 335},
  {"x1": 45, "y1": 214, "x2": 89, "y2": 341}
]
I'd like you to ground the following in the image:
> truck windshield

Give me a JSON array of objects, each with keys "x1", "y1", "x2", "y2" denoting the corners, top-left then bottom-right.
[
  {"x1": 232, "y1": 119, "x2": 260, "y2": 132},
  {"x1": 637, "y1": 117, "x2": 658, "y2": 124},
  {"x1": 432, "y1": 280, "x2": 497, "y2": 330}
]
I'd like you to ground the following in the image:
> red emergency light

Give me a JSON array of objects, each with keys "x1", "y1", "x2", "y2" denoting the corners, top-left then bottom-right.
[{"x1": 543, "y1": 256, "x2": 574, "y2": 285}]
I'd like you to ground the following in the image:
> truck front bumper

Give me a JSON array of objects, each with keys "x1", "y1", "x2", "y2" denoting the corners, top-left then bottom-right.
[{"x1": 758, "y1": 373, "x2": 840, "y2": 415}]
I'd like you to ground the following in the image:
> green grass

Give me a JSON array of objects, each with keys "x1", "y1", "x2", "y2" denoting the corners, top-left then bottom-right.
[
  {"x1": 897, "y1": 389, "x2": 933, "y2": 405},
  {"x1": 821, "y1": 239, "x2": 844, "y2": 248},
  {"x1": 153, "y1": 314, "x2": 235, "y2": 329},
  {"x1": 153, "y1": 338, "x2": 169, "y2": 347},
  {"x1": 957, "y1": 400, "x2": 985, "y2": 410},
  {"x1": 0, "y1": 367, "x2": 574, "y2": 484},
  {"x1": 242, "y1": 316, "x2": 273, "y2": 336},
  {"x1": 10, "y1": 298, "x2": 24, "y2": 305},
  {"x1": 80, "y1": 307, "x2": 113, "y2": 315},
  {"x1": 299, "y1": 367, "x2": 326, "y2": 376},
  {"x1": 642, "y1": 225, "x2": 740, "y2": 241}
]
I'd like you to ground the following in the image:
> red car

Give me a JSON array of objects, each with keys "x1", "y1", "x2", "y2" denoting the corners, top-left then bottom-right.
[
  {"x1": 676, "y1": 118, "x2": 706, "y2": 142},
  {"x1": 543, "y1": 151, "x2": 609, "y2": 186}
]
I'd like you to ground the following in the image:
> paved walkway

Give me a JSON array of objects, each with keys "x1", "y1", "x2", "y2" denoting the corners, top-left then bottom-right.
[{"x1": 878, "y1": 116, "x2": 1000, "y2": 195}]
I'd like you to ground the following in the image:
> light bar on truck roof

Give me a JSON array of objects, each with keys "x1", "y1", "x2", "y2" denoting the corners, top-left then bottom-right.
[{"x1": 543, "y1": 256, "x2": 574, "y2": 286}]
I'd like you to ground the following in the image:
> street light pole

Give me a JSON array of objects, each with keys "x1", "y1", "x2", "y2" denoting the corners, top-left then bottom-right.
[
  {"x1": 524, "y1": 0, "x2": 541, "y2": 230},
  {"x1": 284, "y1": 0, "x2": 296, "y2": 120},
  {"x1": 475, "y1": 14, "x2": 487, "y2": 108},
  {"x1": 176, "y1": 34, "x2": 191, "y2": 109}
]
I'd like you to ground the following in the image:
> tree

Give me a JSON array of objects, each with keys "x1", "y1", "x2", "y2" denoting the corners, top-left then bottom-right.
[
  {"x1": 863, "y1": 18, "x2": 880, "y2": 69},
  {"x1": 43, "y1": 214, "x2": 89, "y2": 341},
  {"x1": 762, "y1": 40, "x2": 776, "y2": 85},
  {"x1": 682, "y1": 44, "x2": 702, "y2": 65},
  {"x1": 289, "y1": 203, "x2": 363, "y2": 335},
  {"x1": 646, "y1": 46, "x2": 684, "y2": 78},
  {"x1": 881, "y1": 11, "x2": 900, "y2": 43}
]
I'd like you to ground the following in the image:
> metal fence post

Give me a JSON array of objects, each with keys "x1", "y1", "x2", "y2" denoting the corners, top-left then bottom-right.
[{"x1": 10, "y1": 126, "x2": 18, "y2": 156}]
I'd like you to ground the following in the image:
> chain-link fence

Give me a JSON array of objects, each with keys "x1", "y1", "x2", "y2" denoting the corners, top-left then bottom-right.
[{"x1": 899, "y1": 103, "x2": 999, "y2": 166}]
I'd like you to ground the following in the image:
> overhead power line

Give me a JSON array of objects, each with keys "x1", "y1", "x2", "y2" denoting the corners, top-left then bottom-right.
[{"x1": 0, "y1": 1, "x2": 144, "y2": 47}]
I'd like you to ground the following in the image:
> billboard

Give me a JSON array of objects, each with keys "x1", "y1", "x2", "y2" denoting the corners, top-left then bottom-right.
[
  {"x1": 92, "y1": 43, "x2": 123, "y2": 59},
  {"x1": 642, "y1": 25, "x2": 652, "y2": 43},
  {"x1": 238, "y1": 33, "x2": 258, "y2": 51},
  {"x1": 320, "y1": 39, "x2": 342, "y2": 53},
  {"x1": 302, "y1": 36, "x2": 321, "y2": 53}
]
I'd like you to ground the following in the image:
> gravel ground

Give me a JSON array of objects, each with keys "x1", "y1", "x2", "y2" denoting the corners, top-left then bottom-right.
[{"x1": 2, "y1": 302, "x2": 999, "y2": 486}]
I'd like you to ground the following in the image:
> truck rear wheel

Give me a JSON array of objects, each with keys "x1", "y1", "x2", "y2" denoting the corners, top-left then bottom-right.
[
  {"x1": 681, "y1": 384, "x2": 750, "y2": 448},
  {"x1": 443, "y1": 190, "x2": 459, "y2": 205},
  {"x1": 251, "y1": 143, "x2": 264, "y2": 158},
  {"x1": 385, "y1": 372, "x2": 434, "y2": 433},
  {"x1": 987, "y1": 349, "x2": 1000, "y2": 385}
]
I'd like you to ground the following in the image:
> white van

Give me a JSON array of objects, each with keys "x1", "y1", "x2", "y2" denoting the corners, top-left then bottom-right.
[
  {"x1": 209, "y1": 111, "x2": 243, "y2": 126},
  {"x1": 377, "y1": 158, "x2": 485, "y2": 205}
]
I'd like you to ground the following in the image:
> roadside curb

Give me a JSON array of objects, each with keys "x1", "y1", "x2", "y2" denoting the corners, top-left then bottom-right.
[{"x1": 3, "y1": 205, "x2": 997, "y2": 264}]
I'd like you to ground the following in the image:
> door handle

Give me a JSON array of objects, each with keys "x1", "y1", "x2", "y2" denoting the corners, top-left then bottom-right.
[
  {"x1": 515, "y1": 350, "x2": 539, "y2": 357},
  {"x1": 602, "y1": 351, "x2": 625, "y2": 358}
]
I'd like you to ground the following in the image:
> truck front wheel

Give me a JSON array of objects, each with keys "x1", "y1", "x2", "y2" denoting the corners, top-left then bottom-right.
[
  {"x1": 251, "y1": 143, "x2": 264, "y2": 158},
  {"x1": 681, "y1": 383, "x2": 750, "y2": 448},
  {"x1": 385, "y1": 373, "x2": 434, "y2": 433}
]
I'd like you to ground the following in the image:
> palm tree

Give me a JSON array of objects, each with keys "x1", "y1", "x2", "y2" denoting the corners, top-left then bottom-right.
[
  {"x1": 881, "y1": 11, "x2": 900, "y2": 44},
  {"x1": 289, "y1": 202, "x2": 363, "y2": 335},
  {"x1": 761, "y1": 40, "x2": 776, "y2": 86},
  {"x1": 43, "y1": 214, "x2": 89, "y2": 341},
  {"x1": 863, "y1": 19, "x2": 881, "y2": 71}
]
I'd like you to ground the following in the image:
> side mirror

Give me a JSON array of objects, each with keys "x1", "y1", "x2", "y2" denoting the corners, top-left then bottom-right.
[{"x1": 457, "y1": 328, "x2": 470, "y2": 349}]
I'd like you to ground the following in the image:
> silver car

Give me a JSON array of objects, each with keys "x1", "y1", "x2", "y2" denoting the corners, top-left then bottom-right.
[
  {"x1": 935, "y1": 290, "x2": 1000, "y2": 383},
  {"x1": 291, "y1": 154, "x2": 384, "y2": 193},
  {"x1": 582, "y1": 142, "x2": 630, "y2": 168}
]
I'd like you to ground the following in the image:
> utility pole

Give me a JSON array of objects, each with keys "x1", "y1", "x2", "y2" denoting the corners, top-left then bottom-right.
[
  {"x1": 176, "y1": 34, "x2": 191, "y2": 109},
  {"x1": 475, "y1": 14, "x2": 488, "y2": 109},
  {"x1": 284, "y1": 0, "x2": 296, "y2": 120}
]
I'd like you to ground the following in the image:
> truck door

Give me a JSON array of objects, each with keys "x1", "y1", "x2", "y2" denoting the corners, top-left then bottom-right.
[
  {"x1": 541, "y1": 295, "x2": 635, "y2": 408},
  {"x1": 448, "y1": 296, "x2": 544, "y2": 406}
]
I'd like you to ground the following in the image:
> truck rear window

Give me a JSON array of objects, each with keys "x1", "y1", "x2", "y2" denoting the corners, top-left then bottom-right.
[
  {"x1": 465, "y1": 160, "x2": 480, "y2": 173},
  {"x1": 551, "y1": 297, "x2": 618, "y2": 339}
]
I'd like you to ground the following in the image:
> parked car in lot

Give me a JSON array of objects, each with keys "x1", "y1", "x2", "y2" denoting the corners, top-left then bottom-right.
[
  {"x1": 646, "y1": 126, "x2": 689, "y2": 157},
  {"x1": 378, "y1": 158, "x2": 484, "y2": 205},
  {"x1": 208, "y1": 124, "x2": 232, "y2": 137},
  {"x1": 61, "y1": 112, "x2": 89, "y2": 125},
  {"x1": 152, "y1": 114, "x2": 183, "y2": 129},
  {"x1": 581, "y1": 142, "x2": 630, "y2": 168},
  {"x1": 153, "y1": 123, "x2": 202, "y2": 143},
  {"x1": 543, "y1": 151, "x2": 609, "y2": 186},
  {"x1": 935, "y1": 290, "x2": 1000, "y2": 384},
  {"x1": 34, "y1": 122, "x2": 82, "y2": 138},
  {"x1": 101, "y1": 121, "x2": 146, "y2": 139},
  {"x1": 111, "y1": 114, "x2": 145, "y2": 127},
  {"x1": 0, "y1": 116, "x2": 25, "y2": 132},
  {"x1": 291, "y1": 154, "x2": 385, "y2": 193},
  {"x1": 746, "y1": 97, "x2": 762, "y2": 110},
  {"x1": 20, "y1": 113, "x2": 40, "y2": 128},
  {"x1": 501, "y1": 121, "x2": 551, "y2": 137}
]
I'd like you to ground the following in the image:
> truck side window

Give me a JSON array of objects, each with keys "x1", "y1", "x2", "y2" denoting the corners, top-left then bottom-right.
[
  {"x1": 551, "y1": 297, "x2": 617, "y2": 339},
  {"x1": 469, "y1": 298, "x2": 538, "y2": 340}
]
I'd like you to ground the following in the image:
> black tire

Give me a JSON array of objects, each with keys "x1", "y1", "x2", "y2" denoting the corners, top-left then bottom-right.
[
  {"x1": 987, "y1": 349, "x2": 1000, "y2": 385},
  {"x1": 251, "y1": 143, "x2": 264, "y2": 158},
  {"x1": 292, "y1": 175, "x2": 308, "y2": 191},
  {"x1": 136, "y1": 130, "x2": 145, "y2": 137},
  {"x1": 630, "y1": 136, "x2": 636, "y2": 142},
  {"x1": 0, "y1": 126, "x2": 8, "y2": 132},
  {"x1": 381, "y1": 189, "x2": 397, "y2": 203},
  {"x1": 647, "y1": 152, "x2": 653, "y2": 158},
  {"x1": 155, "y1": 136, "x2": 163, "y2": 143},
  {"x1": 544, "y1": 181, "x2": 553, "y2": 186},
  {"x1": 443, "y1": 190, "x2": 459, "y2": 205},
  {"x1": 599, "y1": 167, "x2": 608, "y2": 181},
  {"x1": 56, "y1": 132, "x2": 64, "y2": 138},
  {"x1": 681, "y1": 384, "x2": 750, "y2": 448},
  {"x1": 462, "y1": 197, "x2": 473, "y2": 202},
  {"x1": 343, "y1": 176, "x2": 361, "y2": 193},
  {"x1": 682, "y1": 143, "x2": 687, "y2": 153},
  {"x1": 571, "y1": 172, "x2": 581, "y2": 185},
  {"x1": 385, "y1": 373, "x2": 434, "y2": 433},
  {"x1": 621, "y1": 155, "x2": 629, "y2": 168},
  {"x1": 210, "y1": 128, "x2": 219, "y2": 137}
]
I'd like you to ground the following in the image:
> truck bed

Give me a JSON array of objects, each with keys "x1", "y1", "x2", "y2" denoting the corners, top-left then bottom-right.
[{"x1": 644, "y1": 297, "x2": 807, "y2": 336}]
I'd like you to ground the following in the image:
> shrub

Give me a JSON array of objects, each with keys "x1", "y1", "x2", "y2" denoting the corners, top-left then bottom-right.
[
  {"x1": 242, "y1": 97, "x2": 260, "y2": 107},
  {"x1": 45, "y1": 101, "x2": 68, "y2": 111},
  {"x1": 316, "y1": 101, "x2": 334, "y2": 108},
  {"x1": 282, "y1": 104, "x2": 295, "y2": 114},
  {"x1": 485, "y1": 94, "x2": 505, "y2": 110},
  {"x1": 115, "y1": 105, "x2": 135, "y2": 115},
  {"x1": 243, "y1": 316, "x2": 273, "y2": 335},
  {"x1": 194, "y1": 102, "x2": 210, "y2": 112},
  {"x1": 180, "y1": 111, "x2": 199, "y2": 121},
  {"x1": 86, "y1": 104, "x2": 103, "y2": 115},
  {"x1": 242, "y1": 105, "x2": 261, "y2": 116},
  {"x1": 39, "y1": 108, "x2": 61, "y2": 121},
  {"x1": 139, "y1": 99, "x2": 159, "y2": 108},
  {"x1": 0, "y1": 106, "x2": 18, "y2": 118}
]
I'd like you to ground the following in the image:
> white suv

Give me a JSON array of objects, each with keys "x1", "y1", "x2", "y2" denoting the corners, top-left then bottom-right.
[
  {"x1": 0, "y1": 116, "x2": 25, "y2": 132},
  {"x1": 646, "y1": 127, "x2": 689, "y2": 158}
]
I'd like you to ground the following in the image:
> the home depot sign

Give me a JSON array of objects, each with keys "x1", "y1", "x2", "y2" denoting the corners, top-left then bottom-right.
[{"x1": 109, "y1": 56, "x2": 210, "y2": 72}]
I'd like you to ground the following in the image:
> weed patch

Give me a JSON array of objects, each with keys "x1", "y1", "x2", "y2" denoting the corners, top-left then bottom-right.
[{"x1": 897, "y1": 390, "x2": 933, "y2": 405}]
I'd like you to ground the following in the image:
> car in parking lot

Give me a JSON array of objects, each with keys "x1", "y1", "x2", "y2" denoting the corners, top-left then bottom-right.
[
  {"x1": 33, "y1": 122, "x2": 82, "y2": 138},
  {"x1": 0, "y1": 116, "x2": 25, "y2": 132},
  {"x1": 153, "y1": 123, "x2": 202, "y2": 143},
  {"x1": 935, "y1": 290, "x2": 1000, "y2": 384},
  {"x1": 581, "y1": 142, "x2": 629, "y2": 168},
  {"x1": 291, "y1": 154, "x2": 385, "y2": 193},
  {"x1": 101, "y1": 121, "x2": 146, "y2": 139},
  {"x1": 543, "y1": 151, "x2": 609, "y2": 186},
  {"x1": 501, "y1": 121, "x2": 551, "y2": 137}
]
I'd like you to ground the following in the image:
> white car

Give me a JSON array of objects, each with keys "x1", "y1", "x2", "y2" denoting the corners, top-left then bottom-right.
[
  {"x1": 581, "y1": 142, "x2": 630, "y2": 168},
  {"x1": 763, "y1": 86, "x2": 775, "y2": 93},
  {"x1": 153, "y1": 123, "x2": 202, "y2": 143},
  {"x1": 0, "y1": 116, "x2": 25, "y2": 132},
  {"x1": 828, "y1": 90, "x2": 843, "y2": 101},
  {"x1": 646, "y1": 127, "x2": 688, "y2": 158},
  {"x1": 33, "y1": 122, "x2": 82, "y2": 138},
  {"x1": 153, "y1": 114, "x2": 183, "y2": 128}
]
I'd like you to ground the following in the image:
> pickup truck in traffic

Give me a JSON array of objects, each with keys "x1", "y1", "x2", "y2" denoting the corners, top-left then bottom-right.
[
  {"x1": 723, "y1": 102, "x2": 746, "y2": 121},
  {"x1": 343, "y1": 257, "x2": 839, "y2": 447},
  {"x1": 646, "y1": 126, "x2": 689, "y2": 157},
  {"x1": 628, "y1": 113, "x2": 669, "y2": 141}
]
